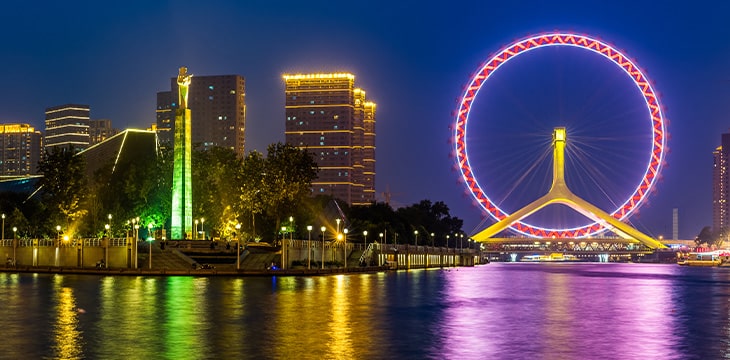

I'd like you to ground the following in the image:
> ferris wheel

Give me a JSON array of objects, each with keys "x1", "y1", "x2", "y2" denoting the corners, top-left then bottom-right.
[{"x1": 454, "y1": 32, "x2": 667, "y2": 239}]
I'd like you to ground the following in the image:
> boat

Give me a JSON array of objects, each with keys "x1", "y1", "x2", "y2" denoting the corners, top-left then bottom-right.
[
  {"x1": 677, "y1": 250, "x2": 730, "y2": 266},
  {"x1": 521, "y1": 253, "x2": 579, "y2": 262}
]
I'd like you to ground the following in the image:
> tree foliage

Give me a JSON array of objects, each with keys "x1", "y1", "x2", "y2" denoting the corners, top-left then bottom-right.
[{"x1": 38, "y1": 147, "x2": 87, "y2": 231}]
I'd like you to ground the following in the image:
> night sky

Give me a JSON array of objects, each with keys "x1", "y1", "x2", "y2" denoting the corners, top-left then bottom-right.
[{"x1": 1, "y1": 1, "x2": 728, "y2": 239}]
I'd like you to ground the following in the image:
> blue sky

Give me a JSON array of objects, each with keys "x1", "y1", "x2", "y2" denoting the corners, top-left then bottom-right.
[{"x1": 1, "y1": 0, "x2": 728, "y2": 239}]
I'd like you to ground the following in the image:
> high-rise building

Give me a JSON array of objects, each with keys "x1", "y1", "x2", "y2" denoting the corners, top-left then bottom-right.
[
  {"x1": 0, "y1": 123, "x2": 42, "y2": 176},
  {"x1": 156, "y1": 75, "x2": 246, "y2": 156},
  {"x1": 156, "y1": 91, "x2": 174, "y2": 147},
  {"x1": 89, "y1": 119, "x2": 118, "y2": 146},
  {"x1": 283, "y1": 73, "x2": 376, "y2": 205},
  {"x1": 713, "y1": 134, "x2": 730, "y2": 234},
  {"x1": 44, "y1": 104, "x2": 90, "y2": 152}
]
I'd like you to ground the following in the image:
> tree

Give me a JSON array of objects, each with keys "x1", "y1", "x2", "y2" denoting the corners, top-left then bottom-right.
[
  {"x1": 396, "y1": 200, "x2": 464, "y2": 245},
  {"x1": 192, "y1": 146, "x2": 243, "y2": 239},
  {"x1": 239, "y1": 150, "x2": 267, "y2": 241},
  {"x1": 259, "y1": 143, "x2": 319, "y2": 239},
  {"x1": 695, "y1": 226, "x2": 714, "y2": 247},
  {"x1": 38, "y1": 147, "x2": 87, "y2": 233}
]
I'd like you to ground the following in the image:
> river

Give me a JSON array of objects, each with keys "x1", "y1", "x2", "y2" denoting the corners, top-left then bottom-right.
[{"x1": 0, "y1": 263, "x2": 728, "y2": 359}]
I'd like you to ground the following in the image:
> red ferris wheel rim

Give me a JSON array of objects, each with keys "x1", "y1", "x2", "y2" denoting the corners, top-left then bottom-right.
[{"x1": 454, "y1": 32, "x2": 666, "y2": 238}]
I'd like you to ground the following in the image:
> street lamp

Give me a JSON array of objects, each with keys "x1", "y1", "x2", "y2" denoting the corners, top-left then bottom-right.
[
  {"x1": 335, "y1": 218, "x2": 341, "y2": 235},
  {"x1": 235, "y1": 223, "x2": 241, "y2": 270},
  {"x1": 363, "y1": 230, "x2": 368, "y2": 246},
  {"x1": 307, "y1": 225, "x2": 313, "y2": 269},
  {"x1": 343, "y1": 228, "x2": 348, "y2": 269},
  {"x1": 431, "y1": 232, "x2": 435, "y2": 247},
  {"x1": 194, "y1": 219, "x2": 199, "y2": 240},
  {"x1": 108, "y1": 214, "x2": 112, "y2": 237},
  {"x1": 414, "y1": 230, "x2": 418, "y2": 246},
  {"x1": 281, "y1": 226, "x2": 287, "y2": 269},
  {"x1": 320, "y1": 226, "x2": 326, "y2": 269},
  {"x1": 105, "y1": 223, "x2": 110, "y2": 235},
  {"x1": 379, "y1": 232, "x2": 383, "y2": 244},
  {"x1": 134, "y1": 223, "x2": 140, "y2": 269},
  {"x1": 56, "y1": 225, "x2": 61, "y2": 243},
  {"x1": 201, "y1": 218, "x2": 205, "y2": 240},
  {"x1": 12, "y1": 226, "x2": 17, "y2": 240},
  {"x1": 148, "y1": 223, "x2": 154, "y2": 269},
  {"x1": 446, "y1": 235, "x2": 450, "y2": 248},
  {"x1": 1, "y1": 213, "x2": 5, "y2": 241},
  {"x1": 289, "y1": 216, "x2": 293, "y2": 244}
]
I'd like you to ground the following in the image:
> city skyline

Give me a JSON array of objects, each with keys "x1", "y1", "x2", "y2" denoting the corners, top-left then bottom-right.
[{"x1": 0, "y1": 1, "x2": 728, "y2": 238}]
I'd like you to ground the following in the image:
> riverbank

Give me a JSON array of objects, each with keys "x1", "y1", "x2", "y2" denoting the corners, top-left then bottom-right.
[{"x1": 0, "y1": 264, "x2": 393, "y2": 277}]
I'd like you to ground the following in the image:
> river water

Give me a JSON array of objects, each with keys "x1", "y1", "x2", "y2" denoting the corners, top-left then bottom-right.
[{"x1": 1, "y1": 263, "x2": 729, "y2": 359}]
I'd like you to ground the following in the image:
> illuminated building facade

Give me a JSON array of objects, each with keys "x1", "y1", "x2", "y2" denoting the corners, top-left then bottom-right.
[
  {"x1": 713, "y1": 133, "x2": 730, "y2": 234},
  {"x1": 89, "y1": 119, "x2": 118, "y2": 145},
  {"x1": 157, "y1": 75, "x2": 246, "y2": 157},
  {"x1": 0, "y1": 123, "x2": 42, "y2": 176},
  {"x1": 44, "y1": 104, "x2": 90, "y2": 152},
  {"x1": 155, "y1": 91, "x2": 173, "y2": 148},
  {"x1": 283, "y1": 73, "x2": 376, "y2": 205}
]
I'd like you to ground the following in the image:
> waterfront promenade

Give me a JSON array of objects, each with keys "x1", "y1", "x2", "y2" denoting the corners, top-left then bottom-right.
[{"x1": 0, "y1": 238, "x2": 481, "y2": 276}]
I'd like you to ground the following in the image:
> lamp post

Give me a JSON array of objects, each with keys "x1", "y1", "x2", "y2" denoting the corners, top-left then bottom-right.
[
  {"x1": 108, "y1": 214, "x2": 112, "y2": 237},
  {"x1": 379, "y1": 232, "x2": 383, "y2": 244},
  {"x1": 194, "y1": 219, "x2": 199, "y2": 240},
  {"x1": 148, "y1": 223, "x2": 153, "y2": 269},
  {"x1": 235, "y1": 223, "x2": 241, "y2": 270},
  {"x1": 307, "y1": 225, "x2": 312, "y2": 269},
  {"x1": 343, "y1": 228, "x2": 348, "y2": 269},
  {"x1": 1, "y1": 213, "x2": 5, "y2": 241},
  {"x1": 320, "y1": 226, "x2": 326, "y2": 269},
  {"x1": 12, "y1": 227, "x2": 17, "y2": 265},
  {"x1": 281, "y1": 226, "x2": 287, "y2": 269},
  {"x1": 363, "y1": 230, "x2": 368, "y2": 246},
  {"x1": 201, "y1": 218, "x2": 205, "y2": 240},
  {"x1": 104, "y1": 224, "x2": 110, "y2": 268},
  {"x1": 431, "y1": 232, "x2": 435, "y2": 247},
  {"x1": 414, "y1": 230, "x2": 418, "y2": 246},
  {"x1": 56, "y1": 225, "x2": 61, "y2": 243},
  {"x1": 335, "y1": 218, "x2": 341, "y2": 236},
  {"x1": 134, "y1": 223, "x2": 140, "y2": 269}
]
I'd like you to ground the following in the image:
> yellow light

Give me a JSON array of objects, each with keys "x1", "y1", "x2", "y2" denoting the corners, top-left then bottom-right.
[{"x1": 283, "y1": 73, "x2": 355, "y2": 80}]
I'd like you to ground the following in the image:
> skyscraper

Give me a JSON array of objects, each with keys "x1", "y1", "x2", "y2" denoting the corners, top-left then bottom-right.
[
  {"x1": 283, "y1": 73, "x2": 376, "y2": 205},
  {"x1": 0, "y1": 123, "x2": 42, "y2": 176},
  {"x1": 44, "y1": 104, "x2": 90, "y2": 152},
  {"x1": 157, "y1": 75, "x2": 246, "y2": 157},
  {"x1": 713, "y1": 133, "x2": 730, "y2": 234},
  {"x1": 89, "y1": 119, "x2": 118, "y2": 146}
]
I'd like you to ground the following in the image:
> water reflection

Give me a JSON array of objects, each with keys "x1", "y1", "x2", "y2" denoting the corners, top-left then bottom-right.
[
  {"x1": 3, "y1": 265, "x2": 730, "y2": 359},
  {"x1": 52, "y1": 278, "x2": 83, "y2": 359}
]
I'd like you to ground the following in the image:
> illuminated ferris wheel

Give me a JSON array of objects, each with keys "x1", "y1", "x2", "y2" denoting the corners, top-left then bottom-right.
[{"x1": 454, "y1": 32, "x2": 667, "y2": 239}]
